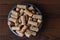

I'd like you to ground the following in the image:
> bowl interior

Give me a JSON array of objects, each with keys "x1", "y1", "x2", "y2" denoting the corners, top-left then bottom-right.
[{"x1": 8, "y1": 3, "x2": 42, "y2": 37}]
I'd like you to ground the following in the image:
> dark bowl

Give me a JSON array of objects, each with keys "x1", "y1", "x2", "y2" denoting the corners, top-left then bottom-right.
[{"x1": 8, "y1": 3, "x2": 42, "y2": 37}]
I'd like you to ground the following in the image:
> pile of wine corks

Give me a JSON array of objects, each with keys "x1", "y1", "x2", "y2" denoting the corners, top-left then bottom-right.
[{"x1": 8, "y1": 4, "x2": 42, "y2": 38}]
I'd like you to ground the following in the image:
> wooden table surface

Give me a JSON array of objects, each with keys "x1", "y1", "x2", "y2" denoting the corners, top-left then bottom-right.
[{"x1": 0, "y1": 0, "x2": 60, "y2": 40}]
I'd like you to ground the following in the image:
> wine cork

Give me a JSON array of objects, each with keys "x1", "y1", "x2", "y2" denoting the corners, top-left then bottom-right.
[
  {"x1": 25, "y1": 15, "x2": 29, "y2": 22},
  {"x1": 27, "y1": 24, "x2": 31, "y2": 27},
  {"x1": 16, "y1": 25, "x2": 27, "y2": 37},
  {"x1": 28, "y1": 20, "x2": 38, "y2": 26},
  {"x1": 24, "y1": 9, "x2": 33, "y2": 16},
  {"x1": 18, "y1": 24, "x2": 23, "y2": 30},
  {"x1": 32, "y1": 15, "x2": 42, "y2": 19},
  {"x1": 11, "y1": 10, "x2": 18, "y2": 16},
  {"x1": 8, "y1": 21, "x2": 15, "y2": 26},
  {"x1": 19, "y1": 17, "x2": 21, "y2": 23},
  {"x1": 9, "y1": 18, "x2": 17, "y2": 23},
  {"x1": 30, "y1": 30, "x2": 36, "y2": 36},
  {"x1": 18, "y1": 24, "x2": 22, "y2": 27},
  {"x1": 15, "y1": 22, "x2": 19, "y2": 26},
  {"x1": 17, "y1": 5, "x2": 26, "y2": 9},
  {"x1": 37, "y1": 19, "x2": 42, "y2": 23},
  {"x1": 20, "y1": 9, "x2": 24, "y2": 15},
  {"x1": 29, "y1": 17, "x2": 32, "y2": 21},
  {"x1": 8, "y1": 21, "x2": 11, "y2": 26},
  {"x1": 11, "y1": 14, "x2": 18, "y2": 19},
  {"x1": 12, "y1": 26, "x2": 20, "y2": 30},
  {"x1": 28, "y1": 6, "x2": 34, "y2": 11},
  {"x1": 30, "y1": 26, "x2": 39, "y2": 32},
  {"x1": 20, "y1": 25, "x2": 28, "y2": 33},
  {"x1": 33, "y1": 18, "x2": 37, "y2": 22},
  {"x1": 21, "y1": 16, "x2": 26, "y2": 25},
  {"x1": 16, "y1": 30, "x2": 24, "y2": 37},
  {"x1": 24, "y1": 13, "x2": 27, "y2": 15},
  {"x1": 32, "y1": 11, "x2": 35, "y2": 14},
  {"x1": 16, "y1": 8, "x2": 19, "y2": 11},
  {"x1": 25, "y1": 30, "x2": 31, "y2": 38}
]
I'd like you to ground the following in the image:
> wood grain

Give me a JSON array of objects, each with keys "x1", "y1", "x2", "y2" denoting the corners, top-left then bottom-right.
[{"x1": 0, "y1": 0, "x2": 60, "y2": 40}]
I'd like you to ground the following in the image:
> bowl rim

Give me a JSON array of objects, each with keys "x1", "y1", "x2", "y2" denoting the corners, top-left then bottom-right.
[{"x1": 8, "y1": 3, "x2": 43, "y2": 37}]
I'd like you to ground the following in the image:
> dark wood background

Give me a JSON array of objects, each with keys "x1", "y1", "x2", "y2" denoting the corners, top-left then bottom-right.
[{"x1": 0, "y1": 0, "x2": 60, "y2": 40}]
